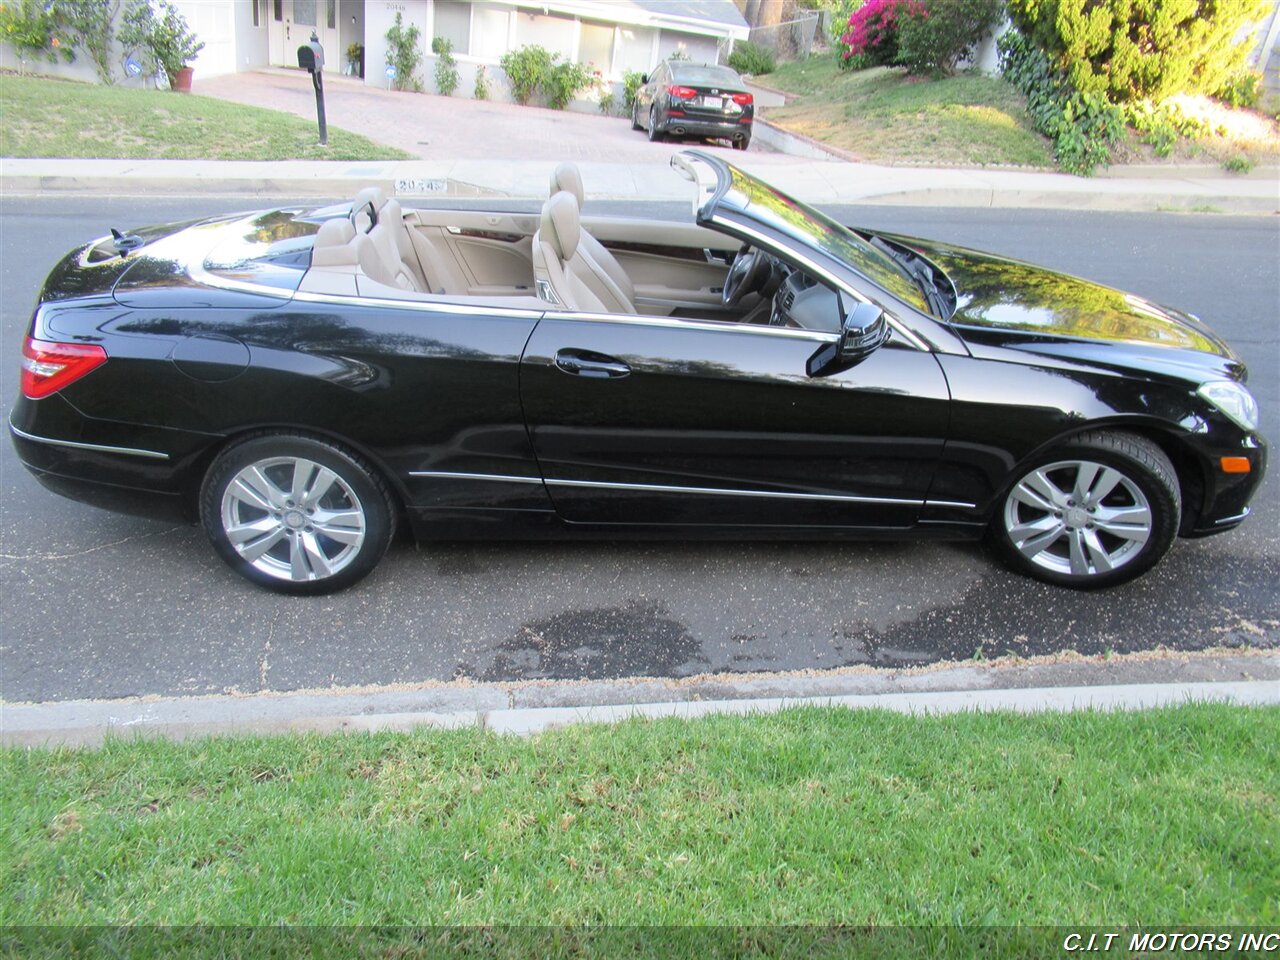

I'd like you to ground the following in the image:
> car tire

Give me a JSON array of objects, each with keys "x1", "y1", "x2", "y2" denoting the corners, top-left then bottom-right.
[
  {"x1": 199, "y1": 432, "x2": 396, "y2": 595},
  {"x1": 989, "y1": 430, "x2": 1180, "y2": 589},
  {"x1": 648, "y1": 106, "x2": 665, "y2": 142},
  {"x1": 732, "y1": 135, "x2": 751, "y2": 151},
  {"x1": 631, "y1": 100, "x2": 644, "y2": 131}
]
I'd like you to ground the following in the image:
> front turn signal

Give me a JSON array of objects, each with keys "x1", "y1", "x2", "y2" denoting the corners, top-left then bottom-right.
[{"x1": 1220, "y1": 457, "x2": 1251, "y2": 474}]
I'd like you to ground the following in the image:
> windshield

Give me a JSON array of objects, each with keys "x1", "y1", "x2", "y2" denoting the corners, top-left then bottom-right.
[{"x1": 712, "y1": 162, "x2": 930, "y2": 314}]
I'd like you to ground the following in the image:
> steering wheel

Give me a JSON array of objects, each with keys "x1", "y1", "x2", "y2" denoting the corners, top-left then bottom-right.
[{"x1": 722, "y1": 246, "x2": 770, "y2": 306}]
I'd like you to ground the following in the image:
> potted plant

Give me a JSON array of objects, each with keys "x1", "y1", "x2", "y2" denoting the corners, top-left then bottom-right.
[
  {"x1": 119, "y1": 0, "x2": 203, "y2": 92},
  {"x1": 346, "y1": 41, "x2": 364, "y2": 78}
]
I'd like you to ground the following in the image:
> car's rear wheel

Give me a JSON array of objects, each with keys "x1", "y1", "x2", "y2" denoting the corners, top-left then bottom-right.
[
  {"x1": 648, "y1": 106, "x2": 665, "y2": 142},
  {"x1": 200, "y1": 433, "x2": 395, "y2": 594},
  {"x1": 990, "y1": 430, "x2": 1180, "y2": 589}
]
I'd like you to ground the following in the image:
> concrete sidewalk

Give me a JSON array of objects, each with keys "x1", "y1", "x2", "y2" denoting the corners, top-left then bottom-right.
[
  {"x1": 2, "y1": 154, "x2": 1277, "y2": 213},
  {"x1": 4, "y1": 651, "x2": 1277, "y2": 746}
]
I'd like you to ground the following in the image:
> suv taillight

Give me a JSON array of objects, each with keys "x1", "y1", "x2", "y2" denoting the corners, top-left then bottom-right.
[{"x1": 20, "y1": 337, "x2": 108, "y2": 399}]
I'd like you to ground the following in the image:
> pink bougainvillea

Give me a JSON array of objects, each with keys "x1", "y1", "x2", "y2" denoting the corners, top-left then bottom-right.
[{"x1": 839, "y1": 0, "x2": 926, "y2": 66}]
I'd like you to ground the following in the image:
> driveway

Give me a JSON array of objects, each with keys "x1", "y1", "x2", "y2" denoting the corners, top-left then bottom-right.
[{"x1": 196, "y1": 69, "x2": 794, "y2": 164}]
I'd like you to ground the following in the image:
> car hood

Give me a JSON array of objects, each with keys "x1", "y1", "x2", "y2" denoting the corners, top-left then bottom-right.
[{"x1": 877, "y1": 234, "x2": 1239, "y2": 372}]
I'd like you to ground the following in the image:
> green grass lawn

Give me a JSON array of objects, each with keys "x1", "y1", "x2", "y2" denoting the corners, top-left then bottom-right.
[
  {"x1": 3, "y1": 704, "x2": 1276, "y2": 938},
  {"x1": 761, "y1": 60, "x2": 1053, "y2": 168},
  {"x1": 0, "y1": 73, "x2": 410, "y2": 161}
]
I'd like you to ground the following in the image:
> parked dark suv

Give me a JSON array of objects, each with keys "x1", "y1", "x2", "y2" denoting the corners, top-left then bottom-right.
[{"x1": 632, "y1": 61, "x2": 755, "y2": 150}]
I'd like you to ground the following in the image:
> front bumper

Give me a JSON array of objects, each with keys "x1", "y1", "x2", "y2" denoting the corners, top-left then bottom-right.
[{"x1": 1184, "y1": 430, "x2": 1267, "y2": 537}]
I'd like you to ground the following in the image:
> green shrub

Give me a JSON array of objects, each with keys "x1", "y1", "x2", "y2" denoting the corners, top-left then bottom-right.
[
  {"x1": 117, "y1": 0, "x2": 203, "y2": 86},
  {"x1": 1216, "y1": 69, "x2": 1262, "y2": 108},
  {"x1": 473, "y1": 64, "x2": 490, "y2": 100},
  {"x1": 622, "y1": 69, "x2": 645, "y2": 111},
  {"x1": 499, "y1": 45, "x2": 594, "y2": 109},
  {"x1": 1223, "y1": 153, "x2": 1253, "y2": 173},
  {"x1": 384, "y1": 12, "x2": 423, "y2": 92},
  {"x1": 546, "y1": 59, "x2": 593, "y2": 110},
  {"x1": 727, "y1": 39, "x2": 776, "y2": 76},
  {"x1": 499, "y1": 44, "x2": 554, "y2": 104},
  {"x1": 999, "y1": 28, "x2": 1123, "y2": 175},
  {"x1": 0, "y1": 0, "x2": 76, "y2": 65},
  {"x1": 431, "y1": 35, "x2": 458, "y2": 96},
  {"x1": 598, "y1": 89, "x2": 616, "y2": 115},
  {"x1": 1006, "y1": 0, "x2": 1272, "y2": 104},
  {"x1": 62, "y1": 0, "x2": 118, "y2": 84},
  {"x1": 896, "y1": 0, "x2": 1004, "y2": 76}
]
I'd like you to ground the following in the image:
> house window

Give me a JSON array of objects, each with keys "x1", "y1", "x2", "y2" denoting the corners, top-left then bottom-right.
[
  {"x1": 471, "y1": 5, "x2": 511, "y2": 60},
  {"x1": 434, "y1": 0, "x2": 471, "y2": 54},
  {"x1": 293, "y1": 0, "x2": 315, "y2": 27},
  {"x1": 326, "y1": 0, "x2": 335, "y2": 30},
  {"x1": 253, "y1": 0, "x2": 260, "y2": 27},
  {"x1": 273, "y1": 0, "x2": 282, "y2": 22},
  {"x1": 514, "y1": 11, "x2": 574, "y2": 60},
  {"x1": 615, "y1": 26, "x2": 657, "y2": 75},
  {"x1": 579, "y1": 20, "x2": 614, "y2": 75}
]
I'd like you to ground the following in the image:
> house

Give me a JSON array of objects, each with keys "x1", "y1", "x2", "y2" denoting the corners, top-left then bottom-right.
[{"x1": 1, "y1": 0, "x2": 747, "y2": 99}]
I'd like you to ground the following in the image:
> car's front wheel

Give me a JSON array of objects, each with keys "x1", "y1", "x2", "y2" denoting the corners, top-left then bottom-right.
[
  {"x1": 631, "y1": 100, "x2": 644, "y2": 131},
  {"x1": 990, "y1": 430, "x2": 1180, "y2": 589},
  {"x1": 199, "y1": 433, "x2": 396, "y2": 594}
]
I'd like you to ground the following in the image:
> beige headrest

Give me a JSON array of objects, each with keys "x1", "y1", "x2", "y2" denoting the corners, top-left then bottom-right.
[
  {"x1": 314, "y1": 218, "x2": 355, "y2": 247},
  {"x1": 550, "y1": 161, "x2": 584, "y2": 208},
  {"x1": 540, "y1": 191, "x2": 580, "y2": 261},
  {"x1": 351, "y1": 186, "x2": 388, "y2": 233}
]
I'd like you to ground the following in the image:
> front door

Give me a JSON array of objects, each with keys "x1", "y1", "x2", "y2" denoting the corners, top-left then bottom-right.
[
  {"x1": 270, "y1": 0, "x2": 339, "y2": 67},
  {"x1": 519, "y1": 314, "x2": 952, "y2": 528}
]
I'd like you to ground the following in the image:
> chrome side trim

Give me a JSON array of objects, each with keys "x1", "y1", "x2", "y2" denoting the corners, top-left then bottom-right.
[
  {"x1": 9, "y1": 423, "x2": 170, "y2": 460},
  {"x1": 1213, "y1": 508, "x2": 1250, "y2": 525},
  {"x1": 408, "y1": 470, "x2": 543, "y2": 483},
  {"x1": 291, "y1": 288, "x2": 546, "y2": 319},
  {"x1": 543, "y1": 477, "x2": 922, "y2": 506},
  {"x1": 708, "y1": 216, "x2": 930, "y2": 353},
  {"x1": 924, "y1": 499, "x2": 979, "y2": 510},
  {"x1": 539, "y1": 310, "x2": 838, "y2": 343}
]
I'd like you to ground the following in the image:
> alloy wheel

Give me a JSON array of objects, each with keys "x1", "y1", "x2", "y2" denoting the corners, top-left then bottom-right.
[
  {"x1": 1002, "y1": 459, "x2": 1153, "y2": 578},
  {"x1": 219, "y1": 456, "x2": 367, "y2": 582}
]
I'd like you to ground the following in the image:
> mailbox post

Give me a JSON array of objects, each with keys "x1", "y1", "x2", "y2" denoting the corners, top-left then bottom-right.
[{"x1": 296, "y1": 32, "x2": 328, "y2": 146}]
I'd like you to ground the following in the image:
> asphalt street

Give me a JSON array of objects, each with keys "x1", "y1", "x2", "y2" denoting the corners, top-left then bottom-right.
[{"x1": 1, "y1": 195, "x2": 1276, "y2": 703}]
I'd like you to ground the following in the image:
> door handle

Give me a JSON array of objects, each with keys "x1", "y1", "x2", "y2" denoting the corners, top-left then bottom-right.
[{"x1": 554, "y1": 350, "x2": 630, "y2": 379}]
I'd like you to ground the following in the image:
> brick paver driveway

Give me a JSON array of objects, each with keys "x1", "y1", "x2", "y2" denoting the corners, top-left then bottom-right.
[{"x1": 197, "y1": 69, "x2": 797, "y2": 164}]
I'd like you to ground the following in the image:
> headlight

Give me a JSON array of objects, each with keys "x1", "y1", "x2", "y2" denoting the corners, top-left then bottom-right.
[{"x1": 1198, "y1": 381, "x2": 1259, "y2": 431}]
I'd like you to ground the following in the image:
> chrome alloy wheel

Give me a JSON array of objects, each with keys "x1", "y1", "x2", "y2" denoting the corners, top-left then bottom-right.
[
  {"x1": 1002, "y1": 459, "x2": 1153, "y2": 578},
  {"x1": 219, "y1": 456, "x2": 366, "y2": 582}
]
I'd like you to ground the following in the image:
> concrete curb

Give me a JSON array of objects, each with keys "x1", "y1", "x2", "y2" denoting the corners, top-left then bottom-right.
[
  {"x1": 2, "y1": 157, "x2": 1275, "y2": 214},
  {"x1": 4, "y1": 653, "x2": 1276, "y2": 747}
]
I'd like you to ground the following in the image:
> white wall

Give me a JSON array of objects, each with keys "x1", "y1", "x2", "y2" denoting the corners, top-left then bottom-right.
[
  {"x1": 234, "y1": 0, "x2": 271, "y2": 71},
  {"x1": 364, "y1": 0, "x2": 431, "y2": 89}
]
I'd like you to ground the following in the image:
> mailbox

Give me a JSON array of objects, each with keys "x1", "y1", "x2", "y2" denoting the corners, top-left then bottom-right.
[{"x1": 297, "y1": 33, "x2": 324, "y2": 73}]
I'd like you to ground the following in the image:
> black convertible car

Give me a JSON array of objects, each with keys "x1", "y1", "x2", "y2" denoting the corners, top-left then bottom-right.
[{"x1": 12, "y1": 152, "x2": 1265, "y2": 593}]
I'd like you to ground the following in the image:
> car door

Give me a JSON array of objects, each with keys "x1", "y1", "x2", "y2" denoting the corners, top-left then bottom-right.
[
  {"x1": 519, "y1": 310, "x2": 952, "y2": 528},
  {"x1": 637, "y1": 63, "x2": 665, "y2": 118}
]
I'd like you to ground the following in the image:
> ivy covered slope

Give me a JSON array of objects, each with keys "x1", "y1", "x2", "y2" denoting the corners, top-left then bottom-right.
[{"x1": 776, "y1": 0, "x2": 1277, "y2": 175}]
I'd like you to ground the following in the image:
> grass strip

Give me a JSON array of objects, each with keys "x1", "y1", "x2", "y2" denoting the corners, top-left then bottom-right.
[
  {"x1": 0, "y1": 74, "x2": 410, "y2": 161},
  {"x1": 761, "y1": 61, "x2": 1052, "y2": 168},
  {"x1": 2, "y1": 704, "x2": 1276, "y2": 928}
]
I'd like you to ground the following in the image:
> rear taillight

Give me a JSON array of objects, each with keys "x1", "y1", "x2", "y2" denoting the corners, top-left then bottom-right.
[
  {"x1": 667, "y1": 85, "x2": 697, "y2": 100},
  {"x1": 20, "y1": 337, "x2": 107, "y2": 399},
  {"x1": 732, "y1": 92, "x2": 753, "y2": 106}
]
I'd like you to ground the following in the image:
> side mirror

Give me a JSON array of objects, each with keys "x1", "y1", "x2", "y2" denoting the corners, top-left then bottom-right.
[
  {"x1": 806, "y1": 301, "x2": 888, "y2": 377},
  {"x1": 640, "y1": 73, "x2": 649, "y2": 84}
]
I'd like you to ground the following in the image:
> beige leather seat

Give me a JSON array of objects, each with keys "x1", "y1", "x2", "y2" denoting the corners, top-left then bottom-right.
[
  {"x1": 549, "y1": 163, "x2": 635, "y2": 311},
  {"x1": 345, "y1": 186, "x2": 462, "y2": 294},
  {"x1": 534, "y1": 193, "x2": 636, "y2": 313}
]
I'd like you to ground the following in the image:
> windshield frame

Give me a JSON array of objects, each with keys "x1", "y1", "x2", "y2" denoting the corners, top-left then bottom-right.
[{"x1": 681, "y1": 151, "x2": 962, "y2": 352}]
